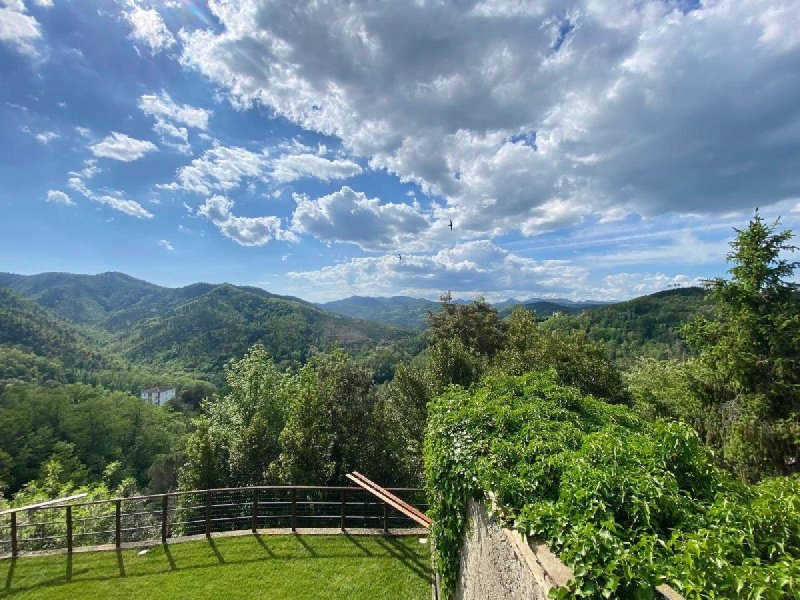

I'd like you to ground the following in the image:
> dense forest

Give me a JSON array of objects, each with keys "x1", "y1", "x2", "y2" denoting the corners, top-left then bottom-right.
[
  {"x1": 540, "y1": 286, "x2": 711, "y2": 367},
  {"x1": 1, "y1": 212, "x2": 798, "y2": 597},
  {"x1": 0, "y1": 273, "x2": 413, "y2": 388}
]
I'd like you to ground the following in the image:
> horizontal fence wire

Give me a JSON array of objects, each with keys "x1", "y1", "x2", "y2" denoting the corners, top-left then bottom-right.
[{"x1": 0, "y1": 486, "x2": 427, "y2": 557}]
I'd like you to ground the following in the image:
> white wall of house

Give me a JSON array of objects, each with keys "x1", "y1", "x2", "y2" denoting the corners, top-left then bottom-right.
[{"x1": 140, "y1": 388, "x2": 176, "y2": 407}]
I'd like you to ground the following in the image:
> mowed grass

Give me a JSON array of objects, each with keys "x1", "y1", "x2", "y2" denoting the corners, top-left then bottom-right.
[{"x1": 0, "y1": 534, "x2": 431, "y2": 600}]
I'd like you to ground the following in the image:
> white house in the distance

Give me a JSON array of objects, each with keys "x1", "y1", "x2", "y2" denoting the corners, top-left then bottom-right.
[{"x1": 140, "y1": 386, "x2": 176, "y2": 407}]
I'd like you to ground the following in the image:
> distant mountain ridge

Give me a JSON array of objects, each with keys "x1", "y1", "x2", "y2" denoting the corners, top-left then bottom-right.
[
  {"x1": 0, "y1": 271, "x2": 708, "y2": 382},
  {"x1": 0, "y1": 272, "x2": 313, "y2": 330},
  {"x1": 0, "y1": 272, "x2": 414, "y2": 377},
  {"x1": 540, "y1": 287, "x2": 709, "y2": 367},
  {"x1": 319, "y1": 295, "x2": 441, "y2": 329},
  {"x1": 321, "y1": 294, "x2": 611, "y2": 329},
  {"x1": 0, "y1": 286, "x2": 111, "y2": 376}
]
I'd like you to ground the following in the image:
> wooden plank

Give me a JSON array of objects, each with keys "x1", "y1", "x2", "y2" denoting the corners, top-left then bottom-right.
[
  {"x1": 66, "y1": 506, "x2": 73, "y2": 554},
  {"x1": 291, "y1": 489, "x2": 297, "y2": 532},
  {"x1": 10, "y1": 512, "x2": 18, "y2": 557},
  {"x1": 0, "y1": 493, "x2": 88, "y2": 516},
  {"x1": 346, "y1": 472, "x2": 431, "y2": 528},
  {"x1": 115, "y1": 500, "x2": 121, "y2": 548},
  {"x1": 350, "y1": 472, "x2": 431, "y2": 525},
  {"x1": 161, "y1": 495, "x2": 169, "y2": 544}
]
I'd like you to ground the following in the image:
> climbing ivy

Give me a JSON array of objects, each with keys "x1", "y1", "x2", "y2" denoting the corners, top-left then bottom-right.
[{"x1": 424, "y1": 371, "x2": 800, "y2": 598}]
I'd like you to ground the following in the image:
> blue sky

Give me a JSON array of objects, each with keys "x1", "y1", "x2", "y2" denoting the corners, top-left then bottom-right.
[{"x1": 1, "y1": 0, "x2": 799, "y2": 302}]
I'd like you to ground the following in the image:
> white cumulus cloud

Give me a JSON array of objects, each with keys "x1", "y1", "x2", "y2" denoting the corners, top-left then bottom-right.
[
  {"x1": 286, "y1": 240, "x2": 588, "y2": 302},
  {"x1": 0, "y1": 2, "x2": 40, "y2": 56},
  {"x1": 197, "y1": 195, "x2": 296, "y2": 246},
  {"x1": 94, "y1": 194, "x2": 154, "y2": 219},
  {"x1": 34, "y1": 131, "x2": 59, "y2": 144},
  {"x1": 291, "y1": 186, "x2": 431, "y2": 251},
  {"x1": 139, "y1": 92, "x2": 211, "y2": 154},
  {"x1": 162, "y1": 145, "x2": 266, "y2": 194},
  {"x1": 158, "y1": 239, "x2": 174, "y2": 251},
  {"x1": 68, "y1": 176, "x2": 153, "y2": 219},
  {"x1": 90, "y1": 132, "x2": 157, "y2": 161},
  {"x1": 271, "y1": 153, "x2": 362, "y2": 183},
  {"x1": 46, "y1": 189, "x2": 75, "y2": 206},
  {"x1": 138, "y1": 92, "x2": 210, "y2": 129},
  {"x1": 179, "y1": 0, "x2": 800, "y2": 242},
  {"x1": 124, "y1": 5, "x2": 175, "y2": 54}
]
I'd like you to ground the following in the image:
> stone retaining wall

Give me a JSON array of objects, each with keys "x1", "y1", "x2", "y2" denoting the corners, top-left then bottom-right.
[
  {"x1": 451, "y1": 499, "x2": 683, "y2": 600},
  {"x1": 453, "y1": 500, "x2": 571, "y2": 600}
]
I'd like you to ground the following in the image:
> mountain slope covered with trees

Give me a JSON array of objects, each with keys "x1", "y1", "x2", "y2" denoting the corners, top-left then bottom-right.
[
  {"x1": 320, "y1": 295, "x2": 442, "y2": 330},
  {"x1": 0, "y1": 287, "x2": 112, "y2": 384},
  {"x1": 0, "y1": 272, "x2": 414, "y2": 382},
  {"x1": 540, "y1": 287, "x2": 711, "y2": 367}
]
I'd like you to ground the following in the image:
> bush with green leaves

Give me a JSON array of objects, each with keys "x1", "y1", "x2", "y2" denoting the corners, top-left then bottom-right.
[{"x1": 425, "y1": 370, "x2": 800, "y2": 598}]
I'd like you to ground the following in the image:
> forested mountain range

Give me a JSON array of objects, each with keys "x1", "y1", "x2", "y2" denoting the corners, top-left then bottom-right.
[
  {"x1": 0, "y1": 270, "x2": 708, "y2": 388},
  {"x1": 540, "y1": 287, "x2": 710, "y2": 367},
  {"x1": 321, "y1": 294, "x2": 608, "y2": 329},
  {"x1": 0, "y1": 272, "x2": 413, "y2": 387},
  {"x1": 0, "y1": 286, "x2": 112, "y2": 382},
  {"x1": 319, "y1": 295, "x2": 442, "y2": 329}
]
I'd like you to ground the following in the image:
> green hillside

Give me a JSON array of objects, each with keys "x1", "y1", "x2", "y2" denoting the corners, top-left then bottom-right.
[
  {"x1": 0, "y1": 286, "x2": 111, "y2": 384},
  {"x1": 0, "y1": 286, "x2": 214, "y2": 393},
  {"x1": 0, "y1": 271, "x2": 168, "y2": 327},
  {"x1": 540, "y1": 287, "x2": 710, "y2": 367},
  {"x1": 118, "y1": 284, "x2": 413, "y2": 373},
  {"x1": 320, "y1": 295, "x2": 441, "y2": 329},
  {"x1": 0, "y1": 273, "x2": 414, "y2": 379},
  {"x1": 499, "y1": 300, "x2": 585, "y2": 318}
]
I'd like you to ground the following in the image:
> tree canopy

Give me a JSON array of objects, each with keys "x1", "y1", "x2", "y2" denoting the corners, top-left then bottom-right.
[{"x1": 682, "y1": 211, "x2": 800, "y2": 479}]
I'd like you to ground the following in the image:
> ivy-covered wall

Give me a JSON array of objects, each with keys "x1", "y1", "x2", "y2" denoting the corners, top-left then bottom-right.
[{"x1": 424, "y1": 370, "x2": 800, "y2": 599}]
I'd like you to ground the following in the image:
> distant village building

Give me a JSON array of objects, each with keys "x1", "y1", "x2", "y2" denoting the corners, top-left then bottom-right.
[{"x1": 140, "y1": 386, "x2": 176, "y2": 407}]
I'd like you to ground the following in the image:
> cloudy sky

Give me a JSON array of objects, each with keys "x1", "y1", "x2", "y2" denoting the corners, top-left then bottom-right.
[{"x1": 1, "y1": 0, "x2": 799, "y2": 302}]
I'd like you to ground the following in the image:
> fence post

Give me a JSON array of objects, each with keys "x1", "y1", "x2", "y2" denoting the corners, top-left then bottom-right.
[
  {"x1": 340, "y1": 491, "x2": 347, "y2": 531},
  {"x1": 66, "y1": 506, "x2": 73, "y2": 554},
  {"x1": 10, "y1": 511, "x2": 18, "y2": 557},
  {"x1": 161, "y1": 495, "x2": 168, "y2": 544},
  {"x1": 115, "y1": 500, "x2": 121, "y2": 548},
  {"x1": 251, "y1": 489, "x2": 258, "y2": 533},
  {"x1": 291, "y1": 489, "x2": 297, "y2": 532},
  {"x1": 383, "y1": 502, "x2": 388, "y2": 533},
  {"x1": 205, "y1": 490, "x2": 212, "y2": 537}
]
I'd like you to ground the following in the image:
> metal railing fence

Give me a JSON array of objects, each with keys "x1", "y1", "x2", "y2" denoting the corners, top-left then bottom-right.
[{"x1": 0, "y1": 486, "x2": 428, "y2": 557}]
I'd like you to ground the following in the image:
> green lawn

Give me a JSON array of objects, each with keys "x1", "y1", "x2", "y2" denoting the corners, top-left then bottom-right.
[{"x1": 0, "y1": 534, "x2": 431, "y2": 599}]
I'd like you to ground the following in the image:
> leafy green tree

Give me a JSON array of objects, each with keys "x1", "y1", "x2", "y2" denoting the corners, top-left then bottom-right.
[
  {"x1": 625, "y1": 357, "x2": 705, "y2": 426},
  {"x1": 494, "y1": 307, "x2": 630, "y2": 403},
  {"x1": 0, "y1": 450, "x2": 11, "y2": 495},
  {"x1": 0, "y1": 383, "x2": 187, "y2": 496},
  {"x1": 180, "y1": 345, "x2": 296, "y2": 488},
  {"x1": 273, "y1": 349, "x2": 385, "y2": 485},
  {"x1": 180, "y1": 417, "x2": 228, "y2": 490},
  {"x1": 426, "y1": 292, "x2": 506, "y2": 357},
  {"x1": 43, "y1": 441, "x2": 89, "y2": 487},
  {"x1": 683, "y1": 211, "x2": 800, "y2": 479}
]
